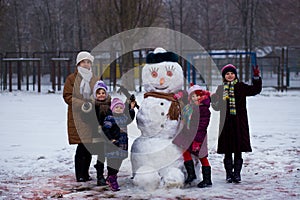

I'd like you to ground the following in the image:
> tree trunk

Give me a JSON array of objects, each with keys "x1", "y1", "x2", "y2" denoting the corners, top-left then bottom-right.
[{"x1": 120, "y1": 51, "x2": 135, "y2": 91}]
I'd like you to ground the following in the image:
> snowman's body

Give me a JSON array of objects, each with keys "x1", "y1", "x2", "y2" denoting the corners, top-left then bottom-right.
[
  {"x1": 131, "y1": 48, "x2": 185, "y2": 189},
  {"x1": 136, "y1": 97, "x2": 177, "y2": 138}
]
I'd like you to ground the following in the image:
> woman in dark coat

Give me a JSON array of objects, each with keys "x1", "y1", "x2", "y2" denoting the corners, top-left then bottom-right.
[{"x1": 211, "y1": 64, "x2": 262, "y2": 183}]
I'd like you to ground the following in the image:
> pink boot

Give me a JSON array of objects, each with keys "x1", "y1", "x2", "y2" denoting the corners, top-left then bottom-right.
[{"x1": 106, "y1": 175, "x2": 120, "y2": 191}]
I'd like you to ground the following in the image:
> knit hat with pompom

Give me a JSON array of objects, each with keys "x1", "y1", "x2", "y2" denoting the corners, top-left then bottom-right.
[
  {"x1": 93, "y1": 80, "x2": 108, "y2": 99},
  {"x1": 187, "y1": 83, "x2": 210, "y2": 103},
  {"x1": 110, "y1": 98, "x2": 125, "y2": 112}
]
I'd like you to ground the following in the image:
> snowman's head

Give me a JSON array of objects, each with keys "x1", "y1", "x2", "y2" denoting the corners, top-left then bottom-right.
[{"x1": 142, "y1": 48, "x2": 183, "y2": 93}]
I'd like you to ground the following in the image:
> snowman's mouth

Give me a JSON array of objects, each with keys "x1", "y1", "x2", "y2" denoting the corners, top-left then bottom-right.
[{"x1": 155, "y1": 86, "x2": 168, "y2": 90}]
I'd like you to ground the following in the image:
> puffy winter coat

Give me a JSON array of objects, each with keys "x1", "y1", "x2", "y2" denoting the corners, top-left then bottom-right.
[
  {"x1": 95, "y1": 101, "x2": 135, "y2": 140},
  {"x1": 63, "y1": 69, "x2": 98, "y2": 144},
  {"x1": 211, "y1": 78, "x2": 262, "y2": 154},
  {"x1": 173, "y1": 98, "x2": 211, "y2": 158},
  {"x1": 112, "y1": 103, "x2": 135, "y2": 134}
]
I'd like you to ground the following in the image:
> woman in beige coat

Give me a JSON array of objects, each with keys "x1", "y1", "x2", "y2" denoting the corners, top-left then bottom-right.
[{"x1": 63, "y1": 51, "x2": 98, "y2": 182}]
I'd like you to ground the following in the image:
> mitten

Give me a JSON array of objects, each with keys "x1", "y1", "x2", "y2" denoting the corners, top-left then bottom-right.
[
  {"x1": 191, "y1": 141, "x2": 201, "y2": 154},
  {"x1": 253, "y1": 65, "x2": 260, "y2": 79},
  {"x1": 81, "y1": 102, "x2": 92, "y2": 113}
]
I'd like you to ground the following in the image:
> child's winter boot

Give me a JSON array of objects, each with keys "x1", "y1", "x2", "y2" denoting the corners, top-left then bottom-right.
[
  {"x1": 224, "y1": 158, "x2": 234, "y2": 183},
  {"x1": 197, "y1": 166, "x2": 212, "y2": 188},
  {"x1": 184, "y1": 160, "x2": 197, "y2": 184},
  {"x1": 233, "y1": 158, "x2": 243, "y2": 183},
  {"x1": 106, "y1": 175, "x2": 120, "y2": 191},
  {"x1": 94, "y1": 161, "x2": 107, "y2": 186}
]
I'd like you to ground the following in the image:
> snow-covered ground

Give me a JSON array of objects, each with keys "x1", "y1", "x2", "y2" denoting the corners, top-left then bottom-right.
[{"x1": 0, "y1": 88, "x2": 299, "y2": 199}]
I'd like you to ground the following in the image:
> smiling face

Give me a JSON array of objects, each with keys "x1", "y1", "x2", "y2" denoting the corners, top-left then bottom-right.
[
  {"x1": 113, "y1": 105, "x2": 125, "y2": 114},
  {"x1": 142, "y1": 61, "x2": 183, "y2": 93},
  {"x1": 224, "y1": 71, "x2": 236, "y2": 82},
  {"x1": 95, "y1": 88, "x2": 106, "y2": 101}
]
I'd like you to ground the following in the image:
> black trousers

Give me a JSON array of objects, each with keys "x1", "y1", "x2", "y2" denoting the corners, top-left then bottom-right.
[{"x1": 75, "y1": 143, "x2": 92, "y2": 180}]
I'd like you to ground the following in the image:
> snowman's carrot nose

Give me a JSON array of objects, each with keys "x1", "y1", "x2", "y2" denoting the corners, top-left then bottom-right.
[{"x1": 160, "y1": 77, "x2": 165, "y2": 85}]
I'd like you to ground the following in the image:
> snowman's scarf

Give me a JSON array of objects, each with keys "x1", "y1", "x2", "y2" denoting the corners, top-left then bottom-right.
[{"x1": 144, "y1": 92, "x2": 181, "y2": 120}]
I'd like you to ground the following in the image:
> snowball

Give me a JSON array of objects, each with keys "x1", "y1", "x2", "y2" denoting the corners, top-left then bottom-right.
[
  {"x1": 133, "y1": 166, "x2": 161, "y2": 191},
  {"x1": 160, "y1": 167, "x2": 185, "y2": 188}
]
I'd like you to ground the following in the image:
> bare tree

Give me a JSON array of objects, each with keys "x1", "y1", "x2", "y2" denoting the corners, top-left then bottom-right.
[
  {"x1": 91, "y1": 0, "x2": 163, "y2": 90},
  {"x1": 0, "y1": 0, "x2": 8, "y2": 51},
  {"x1": 12, "y1": 0, "x2": 22, "y2": 53},
  {"x1": 0, "y1": 0, "x2": 7, "y2": 31},
  {"x1": 0, "y1": 0, "x2": 299, "y2": 59}
]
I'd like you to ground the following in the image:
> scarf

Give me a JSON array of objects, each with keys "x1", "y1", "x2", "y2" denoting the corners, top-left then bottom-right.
[
  {"x1": 144, "y1": 92, "x2": 181, "y2": 120},
  {"x1": 182, "y1": 104, "x2": 193, "y2": 129},
  {"x1": 95, "y1": 95, "x2": 112, "y2": 116},
  {"x1": 223, "y1": 79, "x2": 238, "y2": 115},
  {"x1": 77, "y1": 66, "x2": 92, "y2": 99}
]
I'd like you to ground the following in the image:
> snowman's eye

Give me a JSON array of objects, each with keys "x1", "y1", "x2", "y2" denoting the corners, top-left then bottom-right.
[
  {"x1": 165, "y1": 65, "x2": 175, "y2": 77},
  {"x1": 166, "y1": 70, "x2": 173, "y2": 77},
  {"x1": 149, "y1": 67, "x2": 159, "y2": 78},
  {"x1": 151, "y1": 71, "x2": 158, "y2": 78}
]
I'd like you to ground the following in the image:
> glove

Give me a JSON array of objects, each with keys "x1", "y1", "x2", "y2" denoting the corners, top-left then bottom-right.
[
  {"x1": 191, "y1": 141, "x2": 201, "y2": 154},
  {"x1": 253, "y1": 65, "x2": 260, "y2": 78},
  {"x1": 129, "y1": 94, "x2": 140, "y2": 109},
  {"x1": 174, "y1": 91, "x2": 183, "y2": 100},
  {"x1": 81, "y1": 102, "x2": 92, "y2": 113}
]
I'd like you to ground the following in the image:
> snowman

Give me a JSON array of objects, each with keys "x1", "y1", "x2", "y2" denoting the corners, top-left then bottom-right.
[{"x1": 131, "y1": 47, "x2": 185, "y2": 190}]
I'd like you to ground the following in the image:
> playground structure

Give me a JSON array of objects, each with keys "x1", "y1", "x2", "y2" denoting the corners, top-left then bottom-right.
[
  {"x1": 2, "y1": 58, "x2": 41, "y2": 92},
  {"x1": 0, "y1": 47, "x2": 299, "y2": 93}
]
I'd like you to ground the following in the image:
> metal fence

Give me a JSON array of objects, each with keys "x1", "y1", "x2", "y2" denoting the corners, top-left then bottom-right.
[{"x1": 1, "y1": 48, "x2": 299, "y2": 93}]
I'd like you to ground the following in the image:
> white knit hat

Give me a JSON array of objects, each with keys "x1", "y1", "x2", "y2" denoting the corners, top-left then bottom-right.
[
  {"x1": 187, "y1": 84, "x2": 203, "y2": 96},
  {"x1": 76, "y1": 51, "x2": 94, "y2": 66}
]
